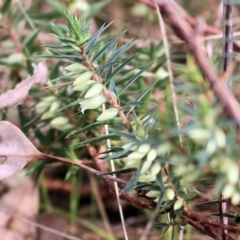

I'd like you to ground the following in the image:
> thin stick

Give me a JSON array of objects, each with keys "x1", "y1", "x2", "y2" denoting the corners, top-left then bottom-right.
[
  {"x1": 223, "y1": 1, "x2": 234, "y2": 91},
  {"x1": 221, "y1": 2, "x2": 234, "y2": 238},
  {"x1": 155, "y1": 1, "x2": 183, "y2": 145},
  {"x1": 102, "y1": 104, "x2": 129, "y2": 240},
  {"x1": 140, "y1": 208, "x2": 158, "y2": 240},
  {"x1": 155, "y1": 3, "x2": 184, "y2": 239},
  {"x1": 0, "y1": 209, "x2": 82, "y2": 240},
  {"x1": 87, "y1": 172, "x2": 114, "y2": 236}
]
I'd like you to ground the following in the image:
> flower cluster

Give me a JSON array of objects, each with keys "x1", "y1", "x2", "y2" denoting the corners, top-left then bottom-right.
[
  {"x1": 211, "y1": 156, "x2": 240, "y2": 205},
  {"x1": 35, "y1": 96, "x2": 73, "y2": 131},
  {"x1": 187, "y1": 126, "x2": 226, "y2": 155},
  {"x1": 66, "y1": 63, "x2": 119, "y2": 121},
  {"x1": 121, "y1": 141, "x2": 185, "y2": 209}
]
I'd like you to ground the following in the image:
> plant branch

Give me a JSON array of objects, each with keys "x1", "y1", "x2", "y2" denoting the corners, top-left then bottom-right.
[
  {"x1": 183, "y1": 207, "x2": 240, "y2": 234},
  {"x1": 80, "y1": 47, "x2": 131, "y2": 131},
  {"x1": 38, "y1": 153, "x2": 126, "y2": 186}
]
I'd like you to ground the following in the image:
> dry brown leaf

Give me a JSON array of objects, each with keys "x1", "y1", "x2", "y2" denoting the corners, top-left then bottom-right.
[
  {"x1": 0, "y1": 121, "x2": 41, "y2": 180},
  {"x1": 0, "y1": 62, "x2": 48, "y2": 108}
]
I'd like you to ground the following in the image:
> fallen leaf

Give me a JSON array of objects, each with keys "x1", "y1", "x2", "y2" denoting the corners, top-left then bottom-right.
[
  {"x1": 0, "y1": 121, "x2": 41, "y2": 180},
  {"x1": 0, "y1": 62, "x2": 48, "y2": 108}
]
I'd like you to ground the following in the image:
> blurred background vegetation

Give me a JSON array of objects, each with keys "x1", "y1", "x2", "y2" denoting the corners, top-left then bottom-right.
[{"x1": 1, "y1": 0, "x2": 240, "y2": 240}]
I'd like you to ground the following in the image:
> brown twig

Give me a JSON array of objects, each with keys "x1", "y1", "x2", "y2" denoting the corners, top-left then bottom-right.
[
  {"x1": 39, "y1": 151, "x2": 240, "y2": 236},
  {"x1": 139, "y1": 0, "x2": 222, "y2": 35},
  {"x1": 38, "y1": 153, "x2": 126, "y2": 186},
  {"x1": 183, "y1": 207, "x2": 240, "y2": 234}
]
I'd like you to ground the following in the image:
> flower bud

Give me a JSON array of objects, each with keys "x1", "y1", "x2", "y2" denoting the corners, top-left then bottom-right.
[
  {"x1": 174, "y1": 198, "x2": 184, "y2": 210},
  {"x1": 65, "y1": 63, "x2": 86, "y2": 72},
  {"x1": 150, "y1": 161, "x2": 161, "y2": 175},
  {"x1": 73, "y1": 80, "x2": 95, "y2": 91},
  {"x1": 214, "y1": 128, "x2": 226, "y2": 148},
  {"x1": 85, "y1": 83, "x2": 103, "y2": 98},
  {"x1": 43, "y1": 96, "x2": 56, "y2": 102},
  {"x1": 124, "y1": 158, "x2": 141, "y2": 168},
  {"x1": 73, "y1": 71, "x2": 93, "y2": 85},
  {"x1": 105, "y1": 118, "x2": 123, "y2": 124},
  {"x1": 138, "y1": 173, "x2": 156, "y2": 182},
  {"x1": 41, "y1": 111, "x2": 54, "y2": 120},
  {"x1": 138, "y1": 144, "x2": 151, "y2": 154},
  {"x1": 146, "y1": 190, "x2": 161, "y2": 198},
  {"x1": 49, "y1": 101, "x2": 61, "y2": 113},
  {"x1": 147, "y1": 149, "x2": 157, "y2": 162},
  {"x1": 50, "y1": 116, "x2": 69, "y2": 127},
  {"x1": 122, "y1": 143, "x2": 137, "y2": 151},
  {"x1": 155, "y1": 67, "x2": 169, "y2": 78},
  {"x1": 7, "y1": 53, "x2": 25, "y2": 65},
  {"x1": 128, "y1": 151, "x2": 145, "y2": 160},
  {"x1": 97, "y1": 108, "x2": 118, "y2": 121},
  {"x1": 140, "y1": 161, "x2": 152, "y2": 174},
  {"x1": 157, "y1": 143, "x2": 171, "y2": 156},
  {"x1": 166, "y1": 188, "x2": 175, "y2": 200},
  {"x1": 231, "y1": 192, "x2": 240, "y2": 205},
  {"x1": 206, "y1": 139, "x2": 217, "y2": 155},
  {"x1": 226, "y1": 161, "x2": 239, "y2": 184},
  {"x1": 80, "y1": 95, "x2": 106, "y2": 113},
  {"x1": 187, "y1": 128, "x2": 210, "y2": 143},
  {"x1": 222, "y1": 184, "x2": 235, "y2": 199},
  {"x1": 36, "y1": 101, "x2": 51, "y2": 113}
]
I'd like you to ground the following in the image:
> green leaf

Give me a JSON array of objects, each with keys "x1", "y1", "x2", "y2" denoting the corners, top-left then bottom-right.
[
  {"x1": 180, "y1": 180, "x2": 200, "y2": 195},
  {"x1": 156, "y1": 172, "x2": 165, "y2": 192},
  {"x1": 136, "y1": 79, "x2": 160, "y2": 102},
  {"x1": 47, "y1": 49, "x2": 83, "y2": 62},
  {"x1": 46, "y1": 0, "x2": 67, "y2": 14},
  {"x1": 93, "y1": 31, "x2": 126, "y2": 61},
  {"x1": 126, "y1": 101, "x2": 144, "y2": 107},
  {"x1": 1, "y1": 0, "x2": 11, "y2": 15},
  {"x1": 31, "y1": 11, "x2": 61, "y2": 20},
  {"x1": 87, "y1": 21, "x2": 112, "y2": 44},
  {"x1": 106, "y1": 55, "x2": 136, "y2": 82},
  {"x1": 108, "y1": 129, "x2": 137, "y2": 140},
  {"x1": 97, "y1": 61, "x2": 119, "y2": 75},
  {"x1": 23, "y1": 29, "x2": 40, "y2": 47},
  {"x1": 141, "y1": 185, "x2": 161, "y2": 191},
  {"x1": 108, "y1": 78, "x2": 118, "y2": 96},
  {"x1": 121, "y1": 175, "x2": 138, "y2": 192},
  {"x1": 55, "y1": 99, "x2": 82, "y2": 112},
  {"x1": 103, "y1": 148, "x2": 131, "y2": 161},
  {"x1": 100, "y1": 147, "x2": 123, "y2": 154},
  {"x1": 155, "y1": 157, "x2": 177, "y2": 165},
  {"x1": 197, "y1": 199, "x2": 219, "y2": 205},
  {"x1": 49, "y1": 74, "x2": 72, "y2": 83},
  {"x1": 72, "y1": 133, "x2": 119, "y2": 147},
  {"x1": 154, "y1": 223, "x2": 169, "y2": 228},
  {"x1": 85, "y1": 0, "x2": 111, "y2": 21},
  {"x1": 98, "y1": 168, "x2": 136, "y2": 176},
  {"x1": 119, "y1": 63, "x2": 152, "y2": 96},
  {"x1": 156, "y1": 192, "x2": 165, "y2": 210},
  {"x1": 67, "y1": 122, "x2": 103, "y2": 137},
  {"x1": 109, "y1": 40, "x2": 134, "y2": 62},
  {"x1": 45, "y1": 45, "x2": 72, "y2": 49}
]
